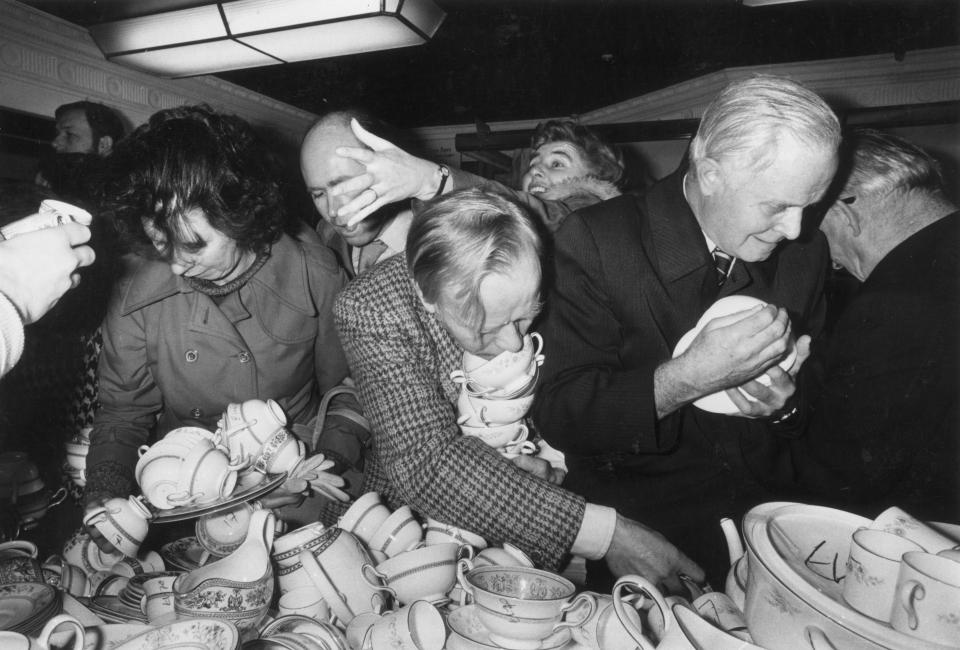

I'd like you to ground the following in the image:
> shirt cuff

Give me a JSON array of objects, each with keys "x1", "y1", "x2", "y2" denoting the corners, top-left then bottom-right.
[
  {"x1": 571, "y1": 503, "x2": 617, "y2": 560},
  {"x1": 0, "y1": 291, "x2": 25, "y2": 378}
]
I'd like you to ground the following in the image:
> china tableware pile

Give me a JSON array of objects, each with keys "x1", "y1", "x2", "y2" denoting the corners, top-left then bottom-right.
[
  {"x1": 736, "y1": 501, "x2": 960, "y2": 650},
  {"x1": 452, "y1": 333, "x2": 545, "y2": 459}
]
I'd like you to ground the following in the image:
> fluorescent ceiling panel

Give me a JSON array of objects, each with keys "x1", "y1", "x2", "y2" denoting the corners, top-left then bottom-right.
[
  {"x1": 238, "y1": 16, "x2": 425, "y2": 62},
  {"x1": 89, "y1": 5, "x2": 228, "y2": 53},
  {"x1": 221, "y1": 0, "x2": 385, "y2": 34},
  {"x1": 110, "y1": 40, "x2": 278, "y2": 76}
]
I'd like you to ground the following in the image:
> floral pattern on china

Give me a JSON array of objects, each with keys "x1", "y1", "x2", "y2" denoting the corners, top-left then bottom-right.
[
  {"x1": 471, "y1": 570, "x2": 570, "y2": 600},
  {"x1": 176, "y1": 582, "x2": 271, "y2": 613}
]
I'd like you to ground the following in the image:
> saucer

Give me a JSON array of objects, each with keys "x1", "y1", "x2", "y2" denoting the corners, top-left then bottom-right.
[
  {"x1": 160, "y1": 537, "x2": 211, "y2": 572},
  {"x1": 0, "y1": 582, "x2": 59, "y2": 632},
  {"x1": 101, "y1": 618, "x2": 240, "y2": 650},
  {"x1": 446, "y1": 605, "x2": 573, "y2": 650},
  {"x1": 150, "y1": 472, "x2": 285, "y2": 523}
]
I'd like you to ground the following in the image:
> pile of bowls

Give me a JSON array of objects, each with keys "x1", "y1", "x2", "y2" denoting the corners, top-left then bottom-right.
[
  {"x1": 452, "y1": 332, "x2": 544, "y2": 459},
  {"x1": 135, "y1": 427, "x2": 243, "y2": 510},
  {"x1": 63, "y1": 427, "x2": 91, "y2": 488}
]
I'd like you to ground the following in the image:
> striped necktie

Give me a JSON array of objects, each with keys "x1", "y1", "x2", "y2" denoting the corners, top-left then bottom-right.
[{"x1": 712, "y1": 247, "x2": 734, "y2": 286}]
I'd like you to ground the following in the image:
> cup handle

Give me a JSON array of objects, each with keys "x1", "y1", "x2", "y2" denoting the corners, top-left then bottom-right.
[
  {"x1": 896, "y1": 580, "x2": 924, "y2": 631},
  {"x1": 457, "y1": 544, "x2": 475, "y2": 561},
  {"x1": 529, "y1": 332, "x2": 543, "y2": 356},
  {"x1": 165, "y1": 491, "x2": 197, "y2": 506},
  {"x1": 805, "y1": 625, "x2": 839, "y2": 650},
  {"x1": 456, "y1": 558, "x2": 475, "y2": 603},
  {"x1": 38, "y1": 614, "x2": 84, "y2": 650},
  {"x1": 48, "y1": 487, "x2": 68, "y2": 509},
  {"x1": 82, "y1": 507, "x2": 107, "y2": 527},
  {"x1": 612, "y1": 575, "x2": 667, "y2": 650},
  {"x1": 556, "y1": 592, "x2": 597, "y2": 630},
  {"x1": 449, "y1": 370, "x2": 467, "y2": 384},
  {"x1": 138, "y1": 445, "x2": 150, "y2": 457},
  {"x1": 361, "y1": 562, "x2": 394, "y2": 598}
]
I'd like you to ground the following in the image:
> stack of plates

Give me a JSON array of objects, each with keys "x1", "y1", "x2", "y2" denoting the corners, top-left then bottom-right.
[
  {"x1": 87, "y1": 575, "x2": 149, "y2": 624},
  {"x1": 0, "y1": 581, "x2": 61, "y2": 635}
]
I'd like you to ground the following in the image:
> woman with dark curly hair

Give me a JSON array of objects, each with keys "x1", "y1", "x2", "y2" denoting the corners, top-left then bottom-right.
[{"x1": 83, "y1": 105, "x2": 353, "y2": 527}]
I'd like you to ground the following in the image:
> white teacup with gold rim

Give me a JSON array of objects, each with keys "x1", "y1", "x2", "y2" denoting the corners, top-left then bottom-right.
[
  {"x1": 423, "y1": 517, "x2": 487, "y2": 550},
  {"x1": 82, "y1": 496, "x2": 153, "y2": 559},
  {"x1": 296, "y1": 527, "x2": 389, "y2": 623},
  {"x1": 338, "y1": 492, "x2": 391, "y2": 546},
  {"x1": 362, "y1": 543, "x2": 469, "y2": 605},
  {"x1": 460, "y1": 332, "x2": 543, "y2": 389},
  {"x1": 367, "y1": 505, "x2": 423, "y2": 560},
  {"x1": 458, "y1": 420, "x2": 528, "y2": 449}
]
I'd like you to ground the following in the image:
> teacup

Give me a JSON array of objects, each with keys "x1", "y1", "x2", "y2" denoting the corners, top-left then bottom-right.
[
  {"x1": 196, "y1": 502, "x2": 257, "y2": 557},
  {"x1": 110, "y1": 550, "x2": 165, "y2": 578},
  {"x1": 0, "y1": 452, "x2": 39, "y2": 501},
  {"x1": 135, "y1": 445, "x2": 184, "y2": 510},
  {"x1": 362, "y1": 543, "x2": 468, "y2": 605},
  {"x1": 460, "y1": 332, "x2": 543, "y2": 389},
  {"x1": 337, "y1": 492, "x2": 391, "y2": 546},
  {"x1": 83, "y1": 496, "x2": 153, "y2": 558},
  {"x1": 0, "y1": 614, "x2": 85, "y2": 650},
  {"x1": 16, "y1": 487, "x2": 66, "y2": 529},
  {"x1": 173, "y1": 441, "x2": 241, "y2": 506},
  {"x1": 458, "y1": 421, "x2": 529, "y2": 449},
  {"x1": 41, "y1": 556, "x2": 87, "y2": 596},
  {"x1": 365, "y1": 600, "x2": 447, "y2": 650},
  {"x1": 870, "y1": 506, "x2": 959, "y2": 553},
  {"x1": 277, "y1": 586, "x2": 331, "y2": 621},
  {"x1": 500, "y1": 439, "x2": 538, "y2": 459},
  {"x1": 691, "y1": 592, "x2": 751, "y2": 641},
  {"x1": 890, "y1": 550, "x2": 960, "y2": 645},
  {"x1": 272, "y1": 521, "x2": 328, "y2": 595},
  {"x1": 162, "y1": 425, "x2": 221, "y2": 449},
  {"x1": 0, "y1": 540, "x2": 38, "y2": 560},
  {"x1": 423, "y1": 517, "x2": 487, "y2": 550},
  {"x1": 843, "y1": 528, "x2": 924, "y2": 621},
  {"x1": 296, "y1": 528, "x2": 389, "y2": 623},
  {"x1": 63, "y1": 528, "x2": 124, "y2": 574},
  {"x1": 345, "y1": 612, "x2": 380, "y2": 650},
  {"x1": 252, "y1": 429, "x2": 305, "y2": 476},
  {"x1": 457, "y1": 563, "x2": 594, "y2": 647},
  {"x1": 367, "y1": 505, "x2": 423, "y2": 560},
  {"x1": 457, "y1": 389, "x2": 535, "y2": 427},
  {"x1": 568, "y1": 591, "x2": 646, "y2": 650},
  {"x1": 470, "y1": 542, "x2": 535, "y2": 569},
  {"x1": 139, "y1": 571, "x2": 180, "y2": 625},
  {"x1": 218, "y1": 398, "x2": 288, "y2": 466}
]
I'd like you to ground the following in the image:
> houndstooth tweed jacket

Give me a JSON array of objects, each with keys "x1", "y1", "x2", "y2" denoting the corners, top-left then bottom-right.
[{"x1": 334, "y1": 255, "x2": 585, "y2": 570}]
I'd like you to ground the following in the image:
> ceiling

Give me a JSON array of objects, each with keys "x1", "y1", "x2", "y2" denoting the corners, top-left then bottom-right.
[{"x1": 21, "y1": 0, "x2": 960, "y2": 129}]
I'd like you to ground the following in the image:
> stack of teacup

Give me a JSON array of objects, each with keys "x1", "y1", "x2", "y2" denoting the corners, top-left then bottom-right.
[
  {"x1": 136, "y1": 426, "x2": 243, "y2": 510},
  {"x1": 52, "y1": 528, "x2": 165, "y2": 598},
  {"x1": 63, "y1": 427, "x2": 92, "y2": 488},
  {"x1": 452, "y1": 332, "x2": 544, "y2": 459},
  {"x1": 216, "y1": 398, "x2": 307, "y2": 478},
  {"x1": 841, "y1": 506, "x2": 960, "y2": 645}
]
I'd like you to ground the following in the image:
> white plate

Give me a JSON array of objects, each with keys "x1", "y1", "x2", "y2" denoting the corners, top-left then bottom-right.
[{"x1": 673, "y1": 296, "x2": 796, "y2": 414}]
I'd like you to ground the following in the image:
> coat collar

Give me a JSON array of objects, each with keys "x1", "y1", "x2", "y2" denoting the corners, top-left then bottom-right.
[{"x1": 119, "y1": 234, "x2": 315, "y2": 316}]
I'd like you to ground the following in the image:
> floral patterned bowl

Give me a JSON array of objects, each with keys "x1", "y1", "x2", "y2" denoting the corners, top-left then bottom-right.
[{"x1": 457, "y1": 564, "x2": 577, "y2": 620}]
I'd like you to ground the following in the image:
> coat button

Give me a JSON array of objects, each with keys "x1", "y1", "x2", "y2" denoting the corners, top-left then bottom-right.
[
  {"x1": 190, "y1": 407, "x2": 203, "y2": 418},
  {"x1": 185, "y1": 349, "x2": 198, "y2": 363},
  {"x1": 238, "y1": 351, "x2": 251, "y2": 363}
]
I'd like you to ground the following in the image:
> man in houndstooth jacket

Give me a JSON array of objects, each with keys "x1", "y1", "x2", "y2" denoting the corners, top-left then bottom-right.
[{"x1": 335, "y1": 187, "x2": 702, "y2": 589}]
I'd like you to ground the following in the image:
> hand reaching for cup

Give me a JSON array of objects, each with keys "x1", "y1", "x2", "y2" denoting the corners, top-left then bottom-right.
[
  {"x1": 329, "y1": 119, "x2": 445, "y2": 226},
  {"x1": 604, "y1": 514, "x2": 705, "y2": 596}
]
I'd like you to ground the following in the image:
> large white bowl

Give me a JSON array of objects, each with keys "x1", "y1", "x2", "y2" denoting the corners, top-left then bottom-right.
[{"x1": 743, "y1": 502, "x2": 959, "y2": 650}]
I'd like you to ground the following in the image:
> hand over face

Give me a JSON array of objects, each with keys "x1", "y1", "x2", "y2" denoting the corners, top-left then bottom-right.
[
  {"x1": 605, "y1": 515, "x2": 705, "y2": 596},
  {"x1": 0, "y1": 222, "x2": 94, "y2": 323},
  {"x1": 329, "y1": 119, "x2": 439, "y2": 226}
]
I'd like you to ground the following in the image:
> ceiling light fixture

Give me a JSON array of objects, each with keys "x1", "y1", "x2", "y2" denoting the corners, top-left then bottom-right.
[{"x1": 88, "y1": 0, "x2": 446, "y2": 78}]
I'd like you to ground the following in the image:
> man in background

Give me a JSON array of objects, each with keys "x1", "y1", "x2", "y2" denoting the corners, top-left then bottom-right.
[{"x1": 797, "y1": 129, "x2": 958, "y2": 521}]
